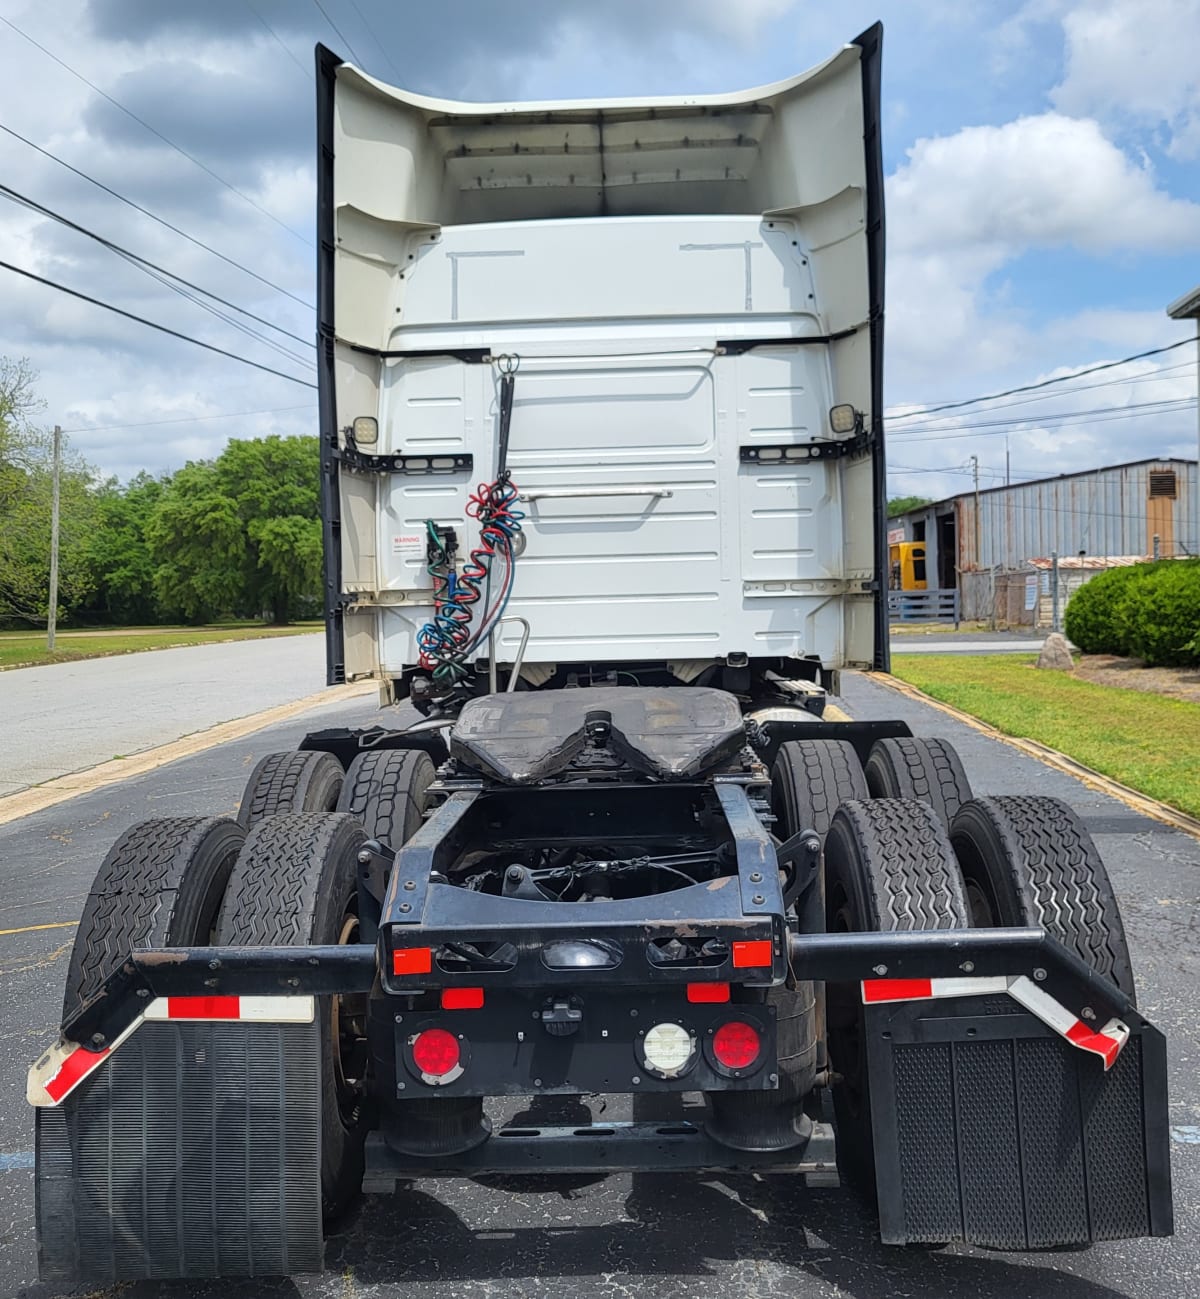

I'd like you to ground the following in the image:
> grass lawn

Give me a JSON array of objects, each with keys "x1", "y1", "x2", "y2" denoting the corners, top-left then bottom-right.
[
  {"x1": 0, "y1": 622, "x2": 321, "y2": 670},
  {"x1": 889, "y1": 653, "x2": 1200, "y2": 819}
]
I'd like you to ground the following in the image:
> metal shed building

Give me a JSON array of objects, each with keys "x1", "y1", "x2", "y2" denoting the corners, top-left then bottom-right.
[{"x1": 888, "y1": 457, "x2": 1197, "y2": 608}]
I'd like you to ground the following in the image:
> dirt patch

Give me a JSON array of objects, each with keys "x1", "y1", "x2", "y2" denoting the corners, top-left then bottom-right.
[{"x1": 1072, "y1": 654, "x2": 1200, "y2": 704}]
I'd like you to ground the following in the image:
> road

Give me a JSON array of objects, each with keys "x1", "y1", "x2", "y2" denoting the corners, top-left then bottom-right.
[
  {"x1": 0, "y1": 673, "x2": 1196, "y2": 1298},
  {"x1": 0, "y1": 633, "x2": 326, "y2": 796},
  {"x1": 891, "y1": 631, "x2": 1049, "y2": 654}
]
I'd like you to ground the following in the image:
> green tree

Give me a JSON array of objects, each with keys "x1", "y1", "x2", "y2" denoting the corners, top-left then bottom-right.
[
  {"x1": 84, "y1": 473, "x2": 167, "y2": 624},
  {"x1": 148, "y1": 434, "x2": 321, "y2": 624},
  {"x1": 0, "y1": 359, "x2": 98, "y2": 626},
  {"x1": 887, "y1": 494, "x2": 932, "y2": 518}
]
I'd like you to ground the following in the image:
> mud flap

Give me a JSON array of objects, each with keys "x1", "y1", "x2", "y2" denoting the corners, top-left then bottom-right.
[
  {"x1": 36, "y1": 1019, "x2": 323, "y2": 1282},
  {"x1": 865, "y1": 998, "x2": 1173, "y2": 1248}
]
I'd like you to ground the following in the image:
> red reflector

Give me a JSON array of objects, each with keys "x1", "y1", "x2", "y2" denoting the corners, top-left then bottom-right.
[
  {"x1": 862, "y1": 978, "x2": 933, "y2": 1003},
  {"x1": 687, "y1": 982, "x2": 730, "y2": 1004},
  {"x1": 44, "y1": 1046, "x2": 109, "y2": 1103},
  {"x1": 712, "y1": 1020, "x2": 760, "y2": 1070},
  {"x1": 441, "y1": 987, "x2": 484, "y2": 1010},
  {"x1": 166, "y1": 995, "x2": 240, "y2": 1020},
  {"x1": 393, "y1": 947, "x2": 433, "y2": 976},
  {"x1": 731, "y1": 940, "x2": 773, "y2": 969},
  {"x1": 411, "y1": 1028, "x2": 461, "y2": 1077}
]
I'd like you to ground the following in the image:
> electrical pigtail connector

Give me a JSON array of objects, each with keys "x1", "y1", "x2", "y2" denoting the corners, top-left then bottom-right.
[{"x1": 416, "y1": 477, "x2": 524, "y2": 696}]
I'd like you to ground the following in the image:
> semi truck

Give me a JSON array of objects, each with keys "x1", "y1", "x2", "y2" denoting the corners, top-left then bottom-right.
[{"x1": 29, "y1": 24, "x2": 1171, "y2": 1282}]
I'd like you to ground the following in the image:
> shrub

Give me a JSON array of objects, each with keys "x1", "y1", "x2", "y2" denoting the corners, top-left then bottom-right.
[
  {"x1": 1063, "y1": 564, "x2": 1147, "y2": 655},
  {"x1": 1123, "y1": 560, "x2": 1200, "y2": 667},
  {"x1": 1064, "y1": 560, "x2": 1200, "y2": 666}
]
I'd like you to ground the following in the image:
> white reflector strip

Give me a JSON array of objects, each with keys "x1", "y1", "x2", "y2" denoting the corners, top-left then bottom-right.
[
  {"x1": 862, "y1": 974, "x2": 1130, "y2": 1070},
  {"x1": 29, "y1": 996, "x2": 317, "y2": 1107},
  {"x1": 1008, "y1": 976, "x2": 1129, "y2": 1070},
  {"x1": 861, "y1": 975, "x2": 1008, "y2": 1003},
  {"x1": 143, "y1": 995, "x2": 315, "y2": 1023}
]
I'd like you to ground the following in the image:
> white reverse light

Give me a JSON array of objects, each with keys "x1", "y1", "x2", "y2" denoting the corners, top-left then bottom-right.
[
  {"x1": 829, "y1": 403, "x2": 860, "y2": 435},
  {"x1": 641, "y1": 1022, "x2": 696, "y2": 1078},
  {"x1": 351, "y1": 415, "x2": 379, "y2": 445}
]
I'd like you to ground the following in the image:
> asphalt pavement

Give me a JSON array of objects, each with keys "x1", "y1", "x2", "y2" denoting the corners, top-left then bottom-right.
[
  {"x1": 0, "y1": 634, "x2": 327, "y2": 796},
  {"x1": 0, "y1": 673, "x2": 1196, "y2": 1299}
]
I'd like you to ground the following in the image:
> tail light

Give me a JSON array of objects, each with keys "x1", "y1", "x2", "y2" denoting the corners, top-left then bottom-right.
[
  {"x1": 441, "y1": 987, "x2": 485, "y2": 1010},
  {"x1": 410, "y1": 1028, "x2": 462, "y2": 1082},
  {"x1": 640, "y1": 1022, "x2": 697, "y2": 1078},
  {"x1": 393, "y1": 947, "x2": 433, "y2": 976},
  {"x1": 731, "y1": 940, "x2": 773, "y2": 969},
  {"x1": 712, "y1": 1020, "x2": 761, "y2": 1071}
]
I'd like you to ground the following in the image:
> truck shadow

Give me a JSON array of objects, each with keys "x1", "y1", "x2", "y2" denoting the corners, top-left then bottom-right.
[
  {"x1": 69, "y1": 1174, "x2": 1155, "y2": 1299},
  {"x1": 21, "y1": 1179, "x2": 1153, "y2": 1299},
  {"x1": 323, "y1": 1177, "x2": 1144, "y2": 1299}
]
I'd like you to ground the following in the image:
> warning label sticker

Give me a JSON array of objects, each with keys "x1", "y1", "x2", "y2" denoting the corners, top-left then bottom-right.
[{"x1": 391, "y1": 533, "x2": 425, "y2": 556}]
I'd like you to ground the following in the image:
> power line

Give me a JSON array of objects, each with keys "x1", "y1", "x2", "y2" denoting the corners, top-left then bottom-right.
[
  {"x1": 311, "y1": 0, "x2": 368, "y2": 65},
  {"x1": 0, "y1": 15, "x2": 311, "y2": 247},
  {"x1": 890, "y1": 399, "x2": 1197, "y2": 444},
  {"x1": 890, "y1": 361, "x2": 1195, "y2": 427},
  {"x1": 0, "y1": 182, "x2": 314, "y2": 351},
  {"x1": 0, "y1": 122, "x2": 314, "y2": 309},
  {"x1": 115, "y1": 254, "x2": 314, "y2": 368},
  {"x1": 887, "y1": 338, "x2": 1195, "y2": 421},
  {"x1": 891, "y1": 396, "x2": 1196, "y2": 438},
  {"x1": 344, "y1": 0, "x2": 404, "y2": 81},
  {"x1": 245, "y1": 0, "x2": 312, "y2": 82},
  {"x1": 0, "y1": 259, "x2": 317, "y2": 388},
  {"x1": 61, "y1": 404, "x2": 315, "y2": 435}
]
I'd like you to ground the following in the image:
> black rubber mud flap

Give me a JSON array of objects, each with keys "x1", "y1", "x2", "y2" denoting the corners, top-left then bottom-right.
[
  {"x1": 36, "y1": 1019, "x2": 323, "y2": 1282},
  {"x1": 865, "y1": 999, "x2": 1173, "y2": 1248}
]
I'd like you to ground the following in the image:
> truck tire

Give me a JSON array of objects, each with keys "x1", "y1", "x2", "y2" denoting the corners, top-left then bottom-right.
[
  {"x1": 950, "y1": 795, "x2": 1136, "y2": 1001},
  {"x1": 336, "y1": 749, "x2": 436, "y2": 845},
  {"x1": 237, "y1": 750, "x2": 344, "y2": 828},
  {"x1": 824, "y1": 798, "x2": 969, "y2": 1189},
  {"x1": 864, "y1": 737, "x2": 973, "y2": 827},
  {"x1": 772, "y1": 738, "x2": 868, "y2": 839},
  {"x1": 215, "y1": 813, "x2": 369, "y2": 1219},
  {"x1": 62, "y1": 817, "x2": 244, "y2": 1020}
]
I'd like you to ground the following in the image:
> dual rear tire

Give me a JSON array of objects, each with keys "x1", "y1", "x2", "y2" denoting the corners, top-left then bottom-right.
[
  {"x1": 64, "y1": 746, "x2": 438, "y2": 1220},
  {"x1": 770, "y1": 734, "x2": 1136, "y2": 1192}
]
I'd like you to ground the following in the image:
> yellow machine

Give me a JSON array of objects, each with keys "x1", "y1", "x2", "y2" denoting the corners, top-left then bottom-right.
[{"x1": 889, "y1": 541, "x2": 928, "y2": 590}]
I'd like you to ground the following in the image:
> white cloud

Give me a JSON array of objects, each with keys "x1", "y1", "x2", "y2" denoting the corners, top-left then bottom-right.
[
  {"x1": 890, "y1": 112, "x2": 1200, "y2": 262},
  {"x1": 1051, "y1": 0, "x2": 1200, "y2": 157},
  {"x1": 884, "y1": 111, "x2": 1200, "y2": 385}
]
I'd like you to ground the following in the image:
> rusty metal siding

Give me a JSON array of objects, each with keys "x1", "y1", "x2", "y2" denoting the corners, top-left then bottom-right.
[{"x1": 954, "y1": 460, "x2": 1196, "y2": 570}]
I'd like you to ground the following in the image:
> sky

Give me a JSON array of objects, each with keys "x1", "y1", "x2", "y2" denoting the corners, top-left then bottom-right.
[{"x1": 0, "y1": 0, "x2": 1197, "y2": 504}]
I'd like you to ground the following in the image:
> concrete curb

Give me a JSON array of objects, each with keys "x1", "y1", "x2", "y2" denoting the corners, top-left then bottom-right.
[
  {"x1": 0, "y1": 680, "x2": 377, "y2": 827},
  {"x1": 867, "y1": 671, "x2": 1200, "y2": 842}
]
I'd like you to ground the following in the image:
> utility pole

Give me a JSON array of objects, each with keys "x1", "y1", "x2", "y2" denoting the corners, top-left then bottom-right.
[
  {"x1": 1005, "y1": 437, "x2": 1010, "y2": 487},
  {"x1": 1051, "y1": 550, "x2": 1061, "y2": 633},
  {"x1": 47, "y1": 424, "x2": 61, "y2": 651},
  {"x1": 970, "y1": 455, "x2": 981, "y2": 566},
  {"x1": 970, "y1": 453, "x2": 987, "y2": 625}
]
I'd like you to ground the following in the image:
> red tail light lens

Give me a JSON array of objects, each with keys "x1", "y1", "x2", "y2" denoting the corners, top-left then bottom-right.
[
  {"x1": 712, "y1": 1021, "x2": 761, "y2": 1070},
  {"x1": 411, "y1": 1028, "x2": 461, "y2": 1077},
  {"x1": 687, "y1": 982, "x2": 730, "y2": 1004},
  {"x1": 731, "y1": 940, "x2": 773, "y2": 969},
  {"x1": 441, "y1": 987, "x2": 484, "y2": 1010},
  {"x1": 393, "y1": 947, "x2": 432, "y2": 976}
]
